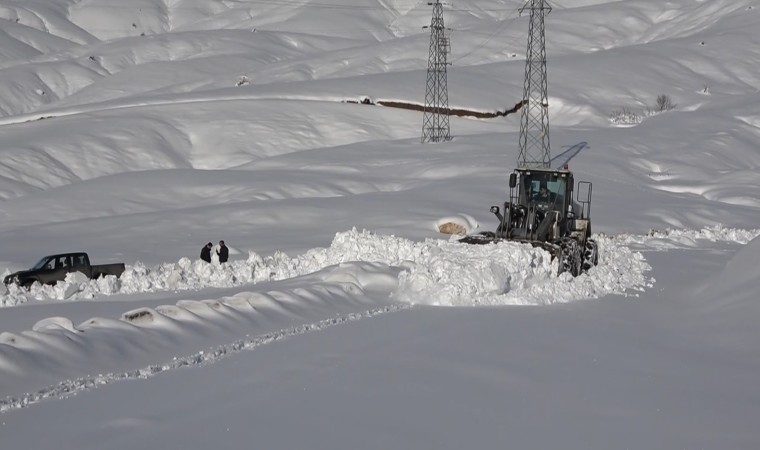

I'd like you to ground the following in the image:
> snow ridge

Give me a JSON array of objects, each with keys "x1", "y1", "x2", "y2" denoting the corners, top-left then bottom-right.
[
  {"x1": 3, "y1": 225, "x2": 755, "y2": 308},
  {"x1": 0, "y1": 303, "x2": 408, "y2": 414},
  {"x1": 399, "y1": 233, "x2": 654, "y2": 306}
]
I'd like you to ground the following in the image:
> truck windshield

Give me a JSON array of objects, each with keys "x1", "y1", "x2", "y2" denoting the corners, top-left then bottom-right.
[{"x1": 31, "y1": 256, "x2": 52, "y2": 270}]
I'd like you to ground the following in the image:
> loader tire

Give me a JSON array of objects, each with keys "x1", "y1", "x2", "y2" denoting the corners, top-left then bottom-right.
[
  {"x1": 558, "y1": 238, "x2": 582, "y2": 276},
  {"x1": 582, "y1": 238, "x2": 599, "y2": 272}
]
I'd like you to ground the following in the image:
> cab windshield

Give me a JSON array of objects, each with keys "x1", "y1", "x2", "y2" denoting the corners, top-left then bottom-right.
[
  {"x1": 31, "y1": 256, "x2": 53, "y2": 270},
  {"x1": 520, "y1": 173, "x2": 567, "y2": 208}
]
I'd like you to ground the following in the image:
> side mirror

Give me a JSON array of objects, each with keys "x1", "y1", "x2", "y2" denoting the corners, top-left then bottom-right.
[
  {"x1": 490, "y1": 206, "x2": 500, "y2": 214},
  {"x1": 509, "y1": 173, "x2": 517, "y2": 188}
]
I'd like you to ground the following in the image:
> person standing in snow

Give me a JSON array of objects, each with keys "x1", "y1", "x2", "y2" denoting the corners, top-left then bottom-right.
[
  {"x1": 200, "y1": 242, "x2": 213, "y2": 263},
  {"x1": 217, "y1": 240, "x2": 229, "y2": 263}
]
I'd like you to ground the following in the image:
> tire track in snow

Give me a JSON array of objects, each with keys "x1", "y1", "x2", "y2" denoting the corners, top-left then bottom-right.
[{"x1": 0, "y1": 303, "x2": 409, "y2": 414}]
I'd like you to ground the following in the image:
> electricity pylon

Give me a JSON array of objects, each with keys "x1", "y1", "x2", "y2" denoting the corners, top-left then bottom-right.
[
  {"x1": 517, "y1": 0, "x2": 552, "y2": 168},
  {"x1": 421, "y1": 0, "x2": 451, "y2": 143}
]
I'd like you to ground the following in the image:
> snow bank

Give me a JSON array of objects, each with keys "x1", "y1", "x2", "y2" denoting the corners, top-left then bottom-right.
[
  {"x1": 395, "y1": 232, "x2": 655, "y2": 306},
  {"x1": 0, "y1": 262, "x2": 407, "y2": 405},
  {"x1": 6, "y1": 225, "x2": 721, "y2": 308},
  {"x1": 3, "y1": 225, "x2": 752, "y2": 309}
]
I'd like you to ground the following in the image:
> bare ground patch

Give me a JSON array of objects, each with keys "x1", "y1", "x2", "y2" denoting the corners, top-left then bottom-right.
[{"x1": 344, "y1": 98, "x2": 525, "y2": 119}]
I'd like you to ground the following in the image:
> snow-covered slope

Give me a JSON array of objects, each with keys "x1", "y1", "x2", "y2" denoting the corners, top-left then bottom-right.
[{"x1": 1, "y1": 1, "x2": 760, "y2": 448}]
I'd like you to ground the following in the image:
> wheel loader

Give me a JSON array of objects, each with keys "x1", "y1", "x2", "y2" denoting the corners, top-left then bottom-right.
[{"x1": 461, "y1": 166, "x2": 598, "y2": 276}]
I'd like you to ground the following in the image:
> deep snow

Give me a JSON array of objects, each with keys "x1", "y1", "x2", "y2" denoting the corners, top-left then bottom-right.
[{"x1": 1, "y1": 0, "x2": 760, "y2": 448}]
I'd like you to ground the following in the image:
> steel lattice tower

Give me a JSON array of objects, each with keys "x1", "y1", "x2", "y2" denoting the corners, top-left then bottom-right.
[
  {"x1": 421, "y1": 0, "x2": 451, "y2": 143},
  {"x1": 517, "y1": 0, "x2": 552, "y2": 168}
]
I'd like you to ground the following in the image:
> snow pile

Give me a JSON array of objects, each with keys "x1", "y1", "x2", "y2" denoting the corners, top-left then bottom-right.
[
  {"x1": 1, "y1": 227, "x2": 666, "y2": 308},
  {"x1": 3, "y1": 225, "x2": 754, "y2": 309},
  {"x1": 396, "y1": 240, "x2": 553, "y2": 306},
  {"x1": 397, "y1": 234, "x2": 653, "y2": 306},
  {"x1": 0, "y1": 229, "x2": 469, "y2": 306}
]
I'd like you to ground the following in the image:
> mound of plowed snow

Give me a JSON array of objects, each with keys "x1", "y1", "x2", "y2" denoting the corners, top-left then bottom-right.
[{"x1": 1, "y1": 228, "x2": 664, "y2": 307}]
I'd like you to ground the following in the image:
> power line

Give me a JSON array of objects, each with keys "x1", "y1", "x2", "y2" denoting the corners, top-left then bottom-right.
[{"x1": 450, "y1": 9, "x2": 523, "y2": 63}]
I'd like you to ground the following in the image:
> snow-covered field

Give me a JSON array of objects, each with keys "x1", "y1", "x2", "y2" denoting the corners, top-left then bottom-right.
[{"x1": 1, "y1": 0, "x2": 760, "y2": 448}]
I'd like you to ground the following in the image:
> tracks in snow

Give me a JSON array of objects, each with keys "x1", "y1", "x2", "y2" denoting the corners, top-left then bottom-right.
[{"x1": 0, "y1": 303, "x2": 408, "y2": 414}]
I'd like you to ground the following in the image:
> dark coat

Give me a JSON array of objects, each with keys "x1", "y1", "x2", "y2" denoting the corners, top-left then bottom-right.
[
  {"x1": 200, "y1": 245, "x2": 212, "y2": 263},
  {"x1": 217, "y1": 244, "x2": 229, "y2": 263},
  {"x1": 533, "y1": 190, "x2": 556, "y2": 203}
]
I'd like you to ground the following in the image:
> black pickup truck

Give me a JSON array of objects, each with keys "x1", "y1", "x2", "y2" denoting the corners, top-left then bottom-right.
[{"x1": 3, "y1": 252, "x2": 126, "y2": 289}]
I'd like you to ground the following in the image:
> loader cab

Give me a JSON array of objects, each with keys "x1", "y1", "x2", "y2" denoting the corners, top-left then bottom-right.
[{"x1": 511, "y1": 168, "x2": 573, "y2": 220}]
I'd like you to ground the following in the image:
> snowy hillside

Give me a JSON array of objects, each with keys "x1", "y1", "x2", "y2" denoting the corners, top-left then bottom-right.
[{"x1": 1, "y1": 0, "x2": 760, "y2": 448}]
